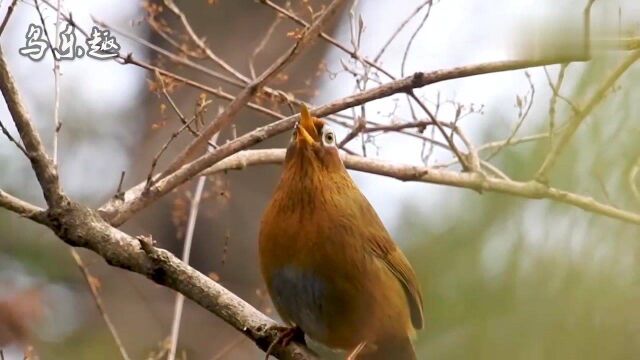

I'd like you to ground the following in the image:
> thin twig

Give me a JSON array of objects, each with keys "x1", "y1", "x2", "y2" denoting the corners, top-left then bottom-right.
[
  {"x1": 261, "y1": 0, "x2": 395, "y2": 79},
  {"x1": 115, "y1": 171, "x2": 126, "y2": 200},
  {"x1": 0, "y1": 119, "x2": 28, "y2": 155},
  {"x1": 250, "y1": 15, "x2": 282, "y2": 79},
  {"x1": 95, "y1": 17, "x2": 243, "y2": 90},
  {"x1": 145, "y1": 72, "x2": 213, "y2": 191},
  {"x1": 408, "y1": 91, "x2": 472, "y2": 171},
  {"x1": 52, "y1": 0, "x2": 62, "y2": 162},
  {"x1": 34, "y1": 0, "x2": 56, "y2": 60},
  {"x1": 0, "y1": 0, "x2": 18, "y2": 37},
  {"x1": 163, "y1": 0, "x2": 248, "y2": 83},
  {"x1": 486, "y1": 71, "x2": 535, "y2": 160},
  {"x1": 543, "y1": 64, "x2": 569, "y2": 148},
  {"x1": 400, "y1": 3, "x2": 432, "y2": 77},
  {"x1": 476, "y1": 130, "x2": 562, "y2": 153},
  {"x1": 161, "y1": 0, "x2": 347, "y2": 177},
  {"x1": 93, "y1": 16, "x2": 355, "y2": 130},
  {"x1": 167, "y1": 135, "x2": 216, "y2": 360},
  {"x1": 71, "y1": 249, "x2": 132, "y2": 360},
  {"x1": 535, "y1": 49, "x2": 640, "y2": 182},
  {"x1": 374, "y1": 0, "x2": 432, "y2": 62},
  {"x1": 543, "y1": 64, "x2": 577, "y2": 116}
]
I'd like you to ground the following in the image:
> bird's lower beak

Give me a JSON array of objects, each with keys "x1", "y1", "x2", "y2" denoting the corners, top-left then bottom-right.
[
  {"x1": 297, "y1": 125, "x2": 315, "y2": 146},
  {"x1": 297, "y1": 105, "x2": 317, "y2": 147}
]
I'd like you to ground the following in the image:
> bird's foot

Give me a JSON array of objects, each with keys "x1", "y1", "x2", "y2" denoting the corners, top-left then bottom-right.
[
  {"x1": 264, "y1": 325, "x2": 306, "y2": 360},
  {"x1": 346, "y1": 342, "x2": 367, "y2": 360}
]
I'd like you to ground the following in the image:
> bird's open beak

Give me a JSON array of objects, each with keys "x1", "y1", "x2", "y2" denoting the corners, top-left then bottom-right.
[{"x1": 297, "y1": 105, "x2": 318, "y2": 147}]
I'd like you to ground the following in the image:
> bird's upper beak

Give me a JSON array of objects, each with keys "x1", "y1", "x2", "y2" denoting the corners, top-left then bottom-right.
[{"x1": 297, "y1": 105, "x2": 318, "y2": 147}]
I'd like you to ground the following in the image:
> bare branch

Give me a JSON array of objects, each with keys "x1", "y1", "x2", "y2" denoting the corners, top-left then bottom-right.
[
  {"x1": 162, "y1": 0, "x2": 348, "y2": 176},
  {"x1": 374, "y1": 0, "x2": 432, "y2": 63},
  {"x1": 0, "y1": 189, "x2": 45, "y2": 221},
  {"x1": 202, "y1": 149, "x2": 640, "y2": 225},
  {"x1": 250, "y1": 15, "x2": 282, "y2": 79},
  {"x1": 485, "y1": 71, "x2": 535, "y2": 161},
  {"x1": 261, "y1": 0, "x2": 395, "y2": 79},
  {"x1": 101, "y1": 57, "x2": 593, "y2": 226},
  {"x1": 52, "y1": 0, "x2": 62, "y2": 162},
  {"x1": 400, "y1": 3, "x2": 431, "y2": 77},
  {"x1": 0, "y1": 46, "x2": 65, "y2": 207},
  {"x1": 145, "y1": 72, "x2": 214, "y2": 191},
  {"x1": 162, "y1": 0, "x2": 249, "y2": 83},
  {"x1": 535, "y1": 49, "x2": 640, "y2": 182},
  {"x1": 71, "y1": 250, "x2": 132, "y2": 360},
  {"x1": 0, "y1": 0, "x2": 18, "y2": 37},
  {"x1": 167, "y1": 133, "x2": 218, "y2": 360},
  {"x1": 41, "y1": 201, "x2": 315, "y2": 359},
  {"x1": 0, "y1": 118, "x2": 28, "y2": 156}
]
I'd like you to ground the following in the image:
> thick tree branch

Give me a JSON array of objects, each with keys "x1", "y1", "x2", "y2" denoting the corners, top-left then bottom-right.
[
  {"x1": 0, "y1": 45, "x2": 315, "y2": 360},
  {"x1": 203, "y1": 149, "x2": 640, "y2": 225},
  {"x1": 0, "y1": 47, "x2": 65, "y2": 208},
  {"x1": 43, "y1": 202, "x2": 315, "y2": 360}
]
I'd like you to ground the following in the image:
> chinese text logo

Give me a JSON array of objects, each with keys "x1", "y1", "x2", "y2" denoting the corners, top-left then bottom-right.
[{"x1": 19, "y1": 24, "x2": 121, "y2": 61}]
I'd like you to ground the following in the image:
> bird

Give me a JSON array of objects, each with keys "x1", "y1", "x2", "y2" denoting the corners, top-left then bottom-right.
[{"x1": 259, "y1": 105, "x2": 424, "y2": 359}]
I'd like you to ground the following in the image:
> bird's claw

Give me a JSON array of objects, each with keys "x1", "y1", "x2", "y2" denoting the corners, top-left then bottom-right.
[{"x1": 264, "y1": 325, "x2": 306, "y2": 359}]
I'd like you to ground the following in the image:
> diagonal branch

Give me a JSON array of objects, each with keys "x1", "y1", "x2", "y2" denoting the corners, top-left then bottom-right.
[
  {"x1": 0, "y1": 118, "x2": 28, "y2": 156},
  {"x1": 161, "y1": 0, "x2": 347, "y2": 176},
  {"x1": 0, "y1": 46, "x2": 65, "y2": 208},
  {"x1": 0, "y1": 0, "x2": 18, "y2": 37},
  {"x1": 535, "y1": 49, "x2": 640, "y2": 182},
  {"x1": 45, "y1": 201, "x2": 316, "y2": 360},
  {"x1": 261, "y1": 0, "x2": 395, "y2": 79},
  {"x1": 70, "y1": 250, "x2": 132, "y2": 360}
]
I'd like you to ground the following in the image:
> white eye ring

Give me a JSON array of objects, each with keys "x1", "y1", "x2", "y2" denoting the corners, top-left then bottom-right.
[{"x1": 322, "y1": 127, "x2": 336, "y2": 147}]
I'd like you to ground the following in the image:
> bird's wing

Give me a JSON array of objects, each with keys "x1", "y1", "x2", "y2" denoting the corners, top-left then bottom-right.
[{"x1": 368, "y1": 229, "x2": 424, "y2": 330}]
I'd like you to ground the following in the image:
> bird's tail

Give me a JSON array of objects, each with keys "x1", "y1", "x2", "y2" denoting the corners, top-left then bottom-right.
[{"x1": 359, "y1": 336, "x2": 417, "y2": 360}]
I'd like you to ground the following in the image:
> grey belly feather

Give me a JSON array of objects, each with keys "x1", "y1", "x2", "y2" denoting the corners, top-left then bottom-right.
[{"x1": 269, "y1": 266, "x2": 329, "y2": 341}]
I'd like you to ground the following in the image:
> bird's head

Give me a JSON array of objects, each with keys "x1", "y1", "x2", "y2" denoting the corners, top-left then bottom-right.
[{"x1": 284, "y1": 105, "x2": 344, "y2": 174}]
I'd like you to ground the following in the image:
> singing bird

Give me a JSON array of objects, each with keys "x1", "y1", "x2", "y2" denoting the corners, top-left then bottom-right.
[{"x1": 259, "y1": 106, "x2": 424, "y2": 359}]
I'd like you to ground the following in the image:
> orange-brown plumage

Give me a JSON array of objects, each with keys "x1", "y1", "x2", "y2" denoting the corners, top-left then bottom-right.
[{"x1": 259, "y1": 106, "x2": 423, "y2": 359}]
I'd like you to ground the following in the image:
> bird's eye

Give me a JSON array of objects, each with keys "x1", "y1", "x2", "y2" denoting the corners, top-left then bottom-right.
[{"x1": 322, "y1": 128, "x2": 336, "y2": 146}]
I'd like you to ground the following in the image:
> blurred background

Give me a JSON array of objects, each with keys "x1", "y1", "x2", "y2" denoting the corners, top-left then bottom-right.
[{"x1": 1, "y1": 0, "x2": 640, "y2": 359}]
